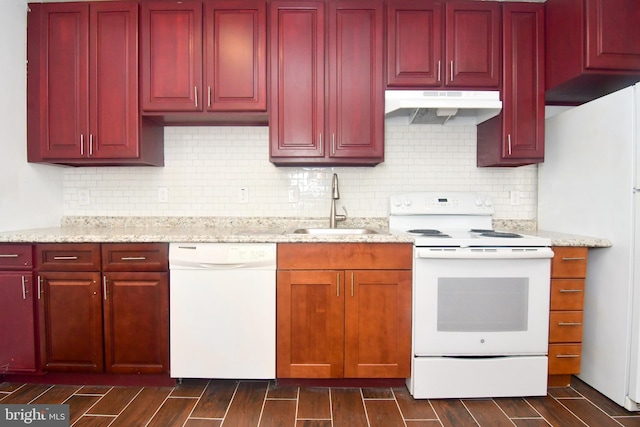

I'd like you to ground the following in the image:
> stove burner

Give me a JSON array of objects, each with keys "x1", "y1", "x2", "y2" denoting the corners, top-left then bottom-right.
[
  {"x1": 406, "y1": 229, "x2": 451, "y2": 238},
  {"x1": 407, "y1": 229, "x2": 443, "y2": 235},
  {"x1": 480, "y1": 231, "x2": 523, "y2": 238},
  {"x1": 470, "y1": 229, "x2": 495, "y2": 233}
]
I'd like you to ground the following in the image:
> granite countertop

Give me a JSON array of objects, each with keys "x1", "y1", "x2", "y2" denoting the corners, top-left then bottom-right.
[
  {"x1": 515, "y1": 229, "x2": 611, "y2": 248},
  {"x1": 0, "y1": 216, "x2": 612, "y2": 247},
  {"x1": 0, "y1": 217, "x2": 410, "y2": 244}
]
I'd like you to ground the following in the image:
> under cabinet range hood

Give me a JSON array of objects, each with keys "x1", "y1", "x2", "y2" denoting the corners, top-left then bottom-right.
[{"x1": 385, "y1": 90, "x2": 502, "y2": 125}]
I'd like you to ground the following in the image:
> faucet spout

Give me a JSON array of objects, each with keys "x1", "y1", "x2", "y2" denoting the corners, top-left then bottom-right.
[
  {"x1": 329, "y1": 173, "x2": 347, "y2": 228},
  {"x1": 332, "y1": 173, "x2": 340, "y2": 199}
]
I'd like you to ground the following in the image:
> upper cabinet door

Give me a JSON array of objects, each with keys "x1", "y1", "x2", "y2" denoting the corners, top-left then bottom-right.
[
  {"x1": 477, "y1": 2, "x2": 544, "y2": 167},
  {"x1": 385, "y1": 0, "x2": 499, "y2": 89},
  {"x1": 585, "y1": 0, "x2": 640, "y2": 70},
  {"x1": 445, "y1": 1, "x2": 500, "y2": 88},
  {"x1": 204, "y1": 0, "x2": 267, "y2": 112},
  {"x1": 37, "y1": 3, "x2": 89, "y2": 160},
  {"x1": 140, "y1": 1, "x2": 203, "y2": 112},
  {"x1": 89, "y1": 2, "x2": 139, "y2": 160},
  {"x1": 501, "y1": 3, "x2": 545, "y2": 162},
  {"x1": 386, "y1": 0, "x2": 443, "y2": 87},
  {"x1": 328, "y1": 0, "x2": 384, "y2": 161},
  {"x1": 269, "y1": 1, "x2": 326, "y2": 160}
]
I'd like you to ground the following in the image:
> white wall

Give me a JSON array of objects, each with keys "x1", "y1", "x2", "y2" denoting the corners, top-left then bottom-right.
[
  {"x1": 0, "y1": 0, "x2": 63, "y2": 232},
  {"x1": 63, "y1": 124, "x2": 538, "y2": 220}
]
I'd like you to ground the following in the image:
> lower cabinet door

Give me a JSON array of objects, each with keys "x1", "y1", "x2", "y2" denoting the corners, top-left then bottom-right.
[
  {"x1": 277, "y1": 270, "x2": 345, "y2": 378},
  {"x1": 277, "y1": 268, "x2": 412, "y2": 379},
  {"x1": 0, "y1": 272, "x2": 37, "y2": 373},
  {"x1": 103, "y1": 272, "x2": 169, "y2": 374},
  {"x1": 344, "y1": 270, "x2": 412, "y2": 378},
  {"x1": 39, "y1": 272, "x2": 104, "y2": 372}
]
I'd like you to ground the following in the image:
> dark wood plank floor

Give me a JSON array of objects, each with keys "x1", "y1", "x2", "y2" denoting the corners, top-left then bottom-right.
[{"x1": 2, "y1": 376, "x2": 640, "y2": 426}]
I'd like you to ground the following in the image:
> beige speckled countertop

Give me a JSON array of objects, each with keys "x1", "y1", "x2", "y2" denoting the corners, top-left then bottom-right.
[
  {"x1": 0, "y1": 216, "x2": 611, "y2": 247},
  {"x1": 0, "y1": 217, "x2": 408, "y2": 244},
  {"x1": 513, "y1": 230, "x2": 611, "y2": 248}
]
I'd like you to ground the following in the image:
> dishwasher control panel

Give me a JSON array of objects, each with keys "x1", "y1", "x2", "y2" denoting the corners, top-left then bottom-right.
[{"x1": 169, "y1": 243, "x2": 277, "y2": 270}]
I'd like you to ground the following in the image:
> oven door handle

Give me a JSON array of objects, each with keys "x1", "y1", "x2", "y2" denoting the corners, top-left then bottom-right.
[{"x1": 415, "y1": 248, "x2": 554, "y2": 260}]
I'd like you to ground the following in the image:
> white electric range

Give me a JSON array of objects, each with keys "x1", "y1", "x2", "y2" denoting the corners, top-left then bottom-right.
[{"x1": 389, "y1": 192, "x2": 553, "y2": 399}]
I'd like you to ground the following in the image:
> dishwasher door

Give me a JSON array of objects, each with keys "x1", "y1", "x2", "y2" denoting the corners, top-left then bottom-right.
[{"x1": 169, "y1": 243, "x2": 276, "y2": 379}]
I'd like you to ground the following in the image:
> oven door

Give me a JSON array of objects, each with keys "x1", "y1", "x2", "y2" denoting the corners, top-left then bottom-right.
[{"x1": 413, "y1": 247, "x2": 553, "y2": 356}]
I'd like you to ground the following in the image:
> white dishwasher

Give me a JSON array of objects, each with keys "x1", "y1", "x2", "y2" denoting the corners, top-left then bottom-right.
[{"x1": 169, "y1": 243, "x2": 276, "y2": 379}]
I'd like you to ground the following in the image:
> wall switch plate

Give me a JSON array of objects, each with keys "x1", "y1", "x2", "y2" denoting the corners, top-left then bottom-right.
[
  {"x1": 288, "y1": 186, "x2": 299, "y2": 203},
  {"x1": 510, "y1": 190, "x2": 520, "y2": 206},
  {"x1": 239, "y1": 187, "x2": 249, "y2": 203},
  {"x1": 158, "y1": 187, "x2": 169, "y2": 203},
  {"x1": 78, "y1": 189, "x2": 90, "y2": 205}
]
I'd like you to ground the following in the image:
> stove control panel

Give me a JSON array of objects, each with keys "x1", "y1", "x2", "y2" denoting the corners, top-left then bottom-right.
[{"x1": 389, "y1": 192, "x2": 494, "y2": 215}]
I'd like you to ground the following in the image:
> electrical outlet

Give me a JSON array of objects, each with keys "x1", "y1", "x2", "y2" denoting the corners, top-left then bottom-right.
[
  {"x1": 239, "y1": 187, "x2": 249, "y2": 203},
  {"x1": 158, "y1": 187, "x2": 169, "y2": 203},
  {"x1": 78, "y1": 189, "x2": 90, "y2": 205}
]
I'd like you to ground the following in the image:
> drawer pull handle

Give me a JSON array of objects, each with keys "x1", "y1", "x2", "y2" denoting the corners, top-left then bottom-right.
[
  {"x1": 121, "y1": 256, "x2": 146, "y2": 261},
  {"x1": 558, "y1": 322, "x2": 582, "y2": 326},
  {"x1": 21, "y1": 276, "x2": 27, "y2": 300},
  {"x1": 556, "y1": 354, "x2": 580, "y2": 358},
  {"x1": 562, "y1": 257, "x2": 586, "y2": 261},
  {"x1": 53, "y1": 256, "x2": 78, "y2": 260},
  {"x1": 0, "y1": 254, "x2": 19, "y2": 258},
  {"x1": 559, "y1": 289, "x2": 583, "y2": 293},
  {"x1": 103, "y1": 276, "x2": 108, "y2": 301}
]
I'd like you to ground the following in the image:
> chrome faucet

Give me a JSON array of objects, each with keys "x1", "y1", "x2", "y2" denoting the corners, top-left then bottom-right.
[{"x1": 329, "y1": 173, "x2": 347, "y2": 228}]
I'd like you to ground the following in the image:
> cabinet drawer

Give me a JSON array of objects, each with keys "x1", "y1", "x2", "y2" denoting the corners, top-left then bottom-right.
[
  {"x1": 551, "y1": 247, "x2": 588, "y2": 278},
  {"x1": 0, "y1": 244, "x2": 32, "y2": 270},
  {"x1": 548, "y1": 344, "x2": 581, "y2": 375},
  {"x1": 102, "y1": 243, "x2": 168, "y2": 272},
  {"x1": 36, "y1": 243, "x2": 101, "y2": 271},
  {"x1": 550, "y1": 279, "x2": 585, "y2": 310},
  {"x1": 549, "y1": 311, "x2": 583, "y2": 343},
  {"x1": 278, "y1": 243, "x2": 413, "y2": 270}
]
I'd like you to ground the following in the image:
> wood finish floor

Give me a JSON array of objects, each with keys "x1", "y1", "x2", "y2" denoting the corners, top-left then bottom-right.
[{"x1": 2, "y1": 376, "x2": 640, "y2": 427}]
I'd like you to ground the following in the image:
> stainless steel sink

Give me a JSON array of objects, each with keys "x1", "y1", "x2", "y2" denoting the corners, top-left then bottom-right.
[{"x1": 290, "y1": 228, "x2": 381, "y2": 235}]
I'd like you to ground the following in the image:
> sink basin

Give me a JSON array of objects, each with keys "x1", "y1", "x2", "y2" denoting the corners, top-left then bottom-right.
[{"x1": 291, "y1": 228, "x2": 381, "y2": 235}]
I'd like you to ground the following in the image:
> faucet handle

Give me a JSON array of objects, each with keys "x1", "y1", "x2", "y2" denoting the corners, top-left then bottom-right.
[{"x1": 342, "y1": 206, "x2": 348, "y2": 217}]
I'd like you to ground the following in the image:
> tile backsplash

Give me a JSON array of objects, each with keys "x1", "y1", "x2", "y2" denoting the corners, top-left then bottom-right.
[{"x1": 63, "y1": 124, "x2": 537, "y2": 220}]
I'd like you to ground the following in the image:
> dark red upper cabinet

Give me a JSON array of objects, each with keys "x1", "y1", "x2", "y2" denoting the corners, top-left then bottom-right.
[
  {"x1": 269, "y1": 0, "x2": 384, "y2": 165},
  {"x1": 140, "y1": 0, "x2": 267, "y2": 119},
  {"x1": 328, "y1": 0, "x2": 384, "y2": 162},
  {"x1": 269, "y1": 1, "x2": 326, "y2": 160},
  {"x1": 140, "y1": 1, "x2": 203, "y2": 112},
  {"x1": 545, "y1": 0, "x2": 640, "y2": 104},
  {"x1": 386, "y1": 0, "x2": 500, "y2": 89},
  {"x1": 205, "y1": 0, "x2": 267, "y2": 112},
  {"x1": 27, "y1": 2, "x2": 163, "y2": 166},
  {"x1": 477, "y1": 2, "x2": 545, "y2": 167}
]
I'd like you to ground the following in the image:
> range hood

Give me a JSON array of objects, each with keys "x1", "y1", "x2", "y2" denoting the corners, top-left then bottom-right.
[{"x1": 385, "y1": 90, "x2": 502, "y2": 125}]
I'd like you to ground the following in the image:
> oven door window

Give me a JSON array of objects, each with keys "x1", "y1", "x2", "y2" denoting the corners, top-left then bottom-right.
[
  {"x1": 438, "y1": 278, "x2": 528, "y2": 332},
  {"x1": 413, "y1": 256, "x2": 550, "y2": 356}
]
